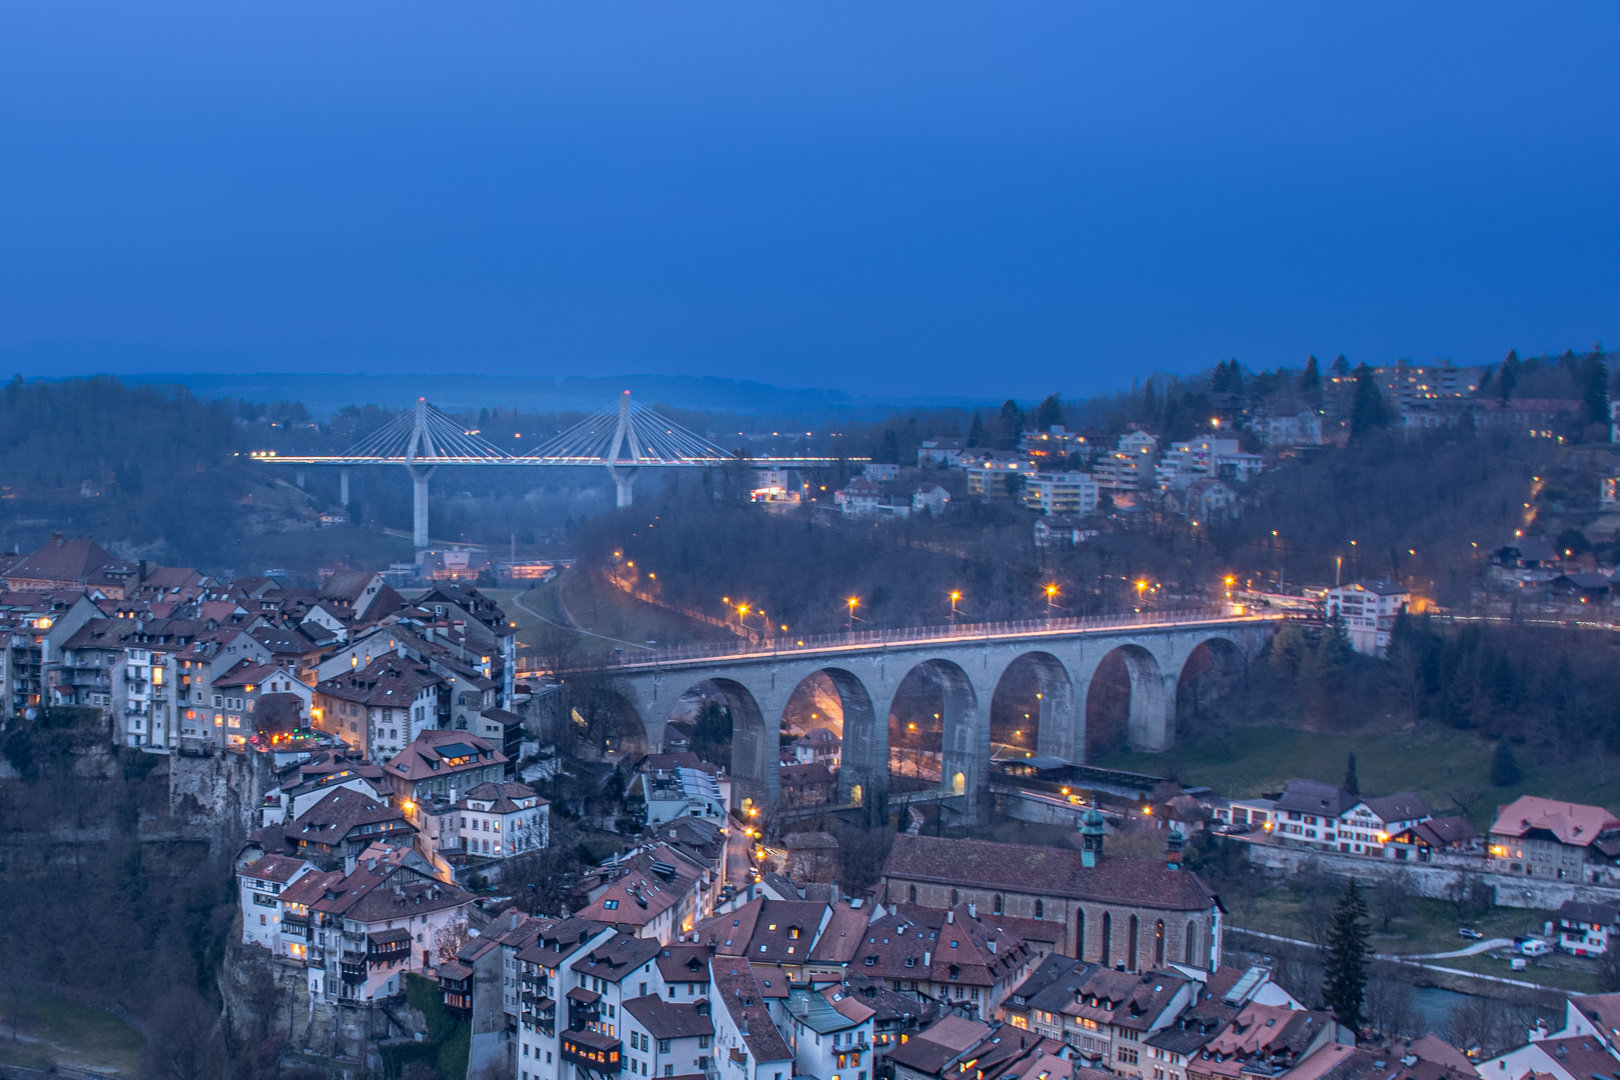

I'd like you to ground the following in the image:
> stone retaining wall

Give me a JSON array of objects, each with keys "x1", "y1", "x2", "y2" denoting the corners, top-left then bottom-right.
[{"x1": 1246, "y1": 841, "x2": 1620, "y2": 910}]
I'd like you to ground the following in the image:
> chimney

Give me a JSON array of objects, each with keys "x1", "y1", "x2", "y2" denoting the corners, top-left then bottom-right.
[
  {"x1": 923, "y1": 951, "x2": 931, "y2": 966},
  {"x1": 946, "y1": 910, "x2": 954, "y2": 924}
]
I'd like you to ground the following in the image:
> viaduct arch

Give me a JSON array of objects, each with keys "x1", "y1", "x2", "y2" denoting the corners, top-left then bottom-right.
[{"x1": 576, "y1": 614, "x2": 1274, "y2": 824}]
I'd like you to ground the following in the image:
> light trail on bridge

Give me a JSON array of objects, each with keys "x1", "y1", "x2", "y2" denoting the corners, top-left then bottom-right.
[{"x1": 562, "y1": 606, "x2": 1285, "y2": 672}]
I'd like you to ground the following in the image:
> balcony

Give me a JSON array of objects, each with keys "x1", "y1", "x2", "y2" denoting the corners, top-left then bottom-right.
[
  {"x1": 369, "y1": 941, "x2": 411, "y2": 963},
  {"x1": 340, "y1": 951, "x2": 367, "y2": 983},
  {"x1": 560, "y1": 1030, "x2": 622, "y2": 1073}
]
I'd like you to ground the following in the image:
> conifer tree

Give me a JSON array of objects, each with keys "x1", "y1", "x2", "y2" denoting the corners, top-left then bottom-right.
[
  {"x1": 1300, "y1": 355, "x2": 1322, "y2": 405},
  {"x1": 1343, "y1": 753, "x2": 1359, "y2": 797},
  {"x1": 1498, "y1": 350, "x2": 1520, "y2": 403},
  {"x1": 1322, "y1": 878, "x2": 1369, "y2": 1031},
  {"x1": 1579, "y1": 346, "x2": 1609, "y2": 428},
  {"x1": 966, "y1": 411, "x2": 983, "y2": 447},
  {"x1": 1350, "y1": 363, "x2": 1388, "y2": 436},
  {"x1": 1035, "y1": 393, "x2": 1064, "y2": 432}
]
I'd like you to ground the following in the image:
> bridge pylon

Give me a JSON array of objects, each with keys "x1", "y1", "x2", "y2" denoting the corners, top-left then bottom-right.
[{"x1": 405, "y1": 398, "x2": 439, "y2": 549}]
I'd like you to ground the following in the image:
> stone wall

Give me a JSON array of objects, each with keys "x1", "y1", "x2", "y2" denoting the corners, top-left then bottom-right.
[{"x1": 1245, "y1": 841, "x2": 1620, "y2": 911}]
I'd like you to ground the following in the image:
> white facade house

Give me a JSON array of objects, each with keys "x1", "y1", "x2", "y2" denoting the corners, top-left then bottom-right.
[
  {"x1": 836, "y1": 479, "x2": 884, "y2": 518},
  {"x1": 1022, "y1": 472, "x2": 1099, "y2": 517},
  {"x1": 962, "y1": 453, "x2": 1031, "y2": 499},
  {"x1": 1325, "y1": 580, "x2": 1409, "y2": 657},
  {"x1": 114, "y1": 645, "x2": 182, "y2": 751},
  {"x1": 1154, "y1": 439, "x2": 1239, "y2": 490},
  {"x1": 782, "y1": 986, "x2": 876, "y2": 1080},
  {"x1": 863, "y1": 463, "x2": 899, "y2": 482},
  {"x1": 1214, "y1": 450, "x2": 1265, "y2": 484},
  {"x1": 917, "y1": 437, "x2": 968, "y2": 466},
  {"x1": 910, "y1": 485, "x2": 950, "y2": 517},
  {"x1": 305, "y1": 853, "x2": 476, "y2": 1003},
  {"x1": 1265, "y1": 410, "x2": 1325, "y2": 447},
  {"x1": 712, "y1": 963, "x2": 795, "y2": 1080},
  {"x1": 455, "y1": 781, "x2": 550, "y2": 859},
  {"x1": 237, "y1": 854, "x2": 318, "y2": 950},
  {"x1": 1153, "y1": 439, "x2": 1264, "y2": 490},
  {"x1": 514, "y1": 919, "x2": 623, "y2": 1080},
  {"x1": 621, "y1": 995, "x2": 718, "y2": 1080},
  {"x1": 1272, "y1": 780, "x2": 1432, "y2": 857},
  {"x1": 1557, "y1": 901, "x2": 1620, "y2": 957},
  {"x1": 1177, "y1": 479, "x2": 1239, "y2": 523},
  {"x1": 1093, "y1": 431, "x2": 1158, "y2": 492},
  {"x1": 516, "y1": 931, "x2": 667, "y2": 1080},
  {"x1": 1033, "y1": 515, "x2": 1098, "y2": 548}
]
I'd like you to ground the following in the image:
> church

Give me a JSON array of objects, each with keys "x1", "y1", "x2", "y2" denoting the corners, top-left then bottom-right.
[{"x1": 878, "y1": 813, "x2": 1223, "y2": 972}]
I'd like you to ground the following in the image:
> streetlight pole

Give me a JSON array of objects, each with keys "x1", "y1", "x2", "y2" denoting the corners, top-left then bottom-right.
[
  {"x1": 949, "y1": 591, "x2": 961, "y2": 627},
  {"x1": 846, "y1": 597, "x2": 859, "y2": 633}
]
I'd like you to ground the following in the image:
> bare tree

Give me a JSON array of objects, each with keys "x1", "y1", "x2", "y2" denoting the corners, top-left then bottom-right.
[
  {"x1": 1369, "y1": 876, "x2": 1413, "y2": 933},
  {"x1": 1445, "y1": 872, "x2": 1486, "y2": 922},
  {"x1": 1362, "y1": 963, "x2": 1418, "y2": 1038},
  {"x1": 434, "y1": 915, "x2": 474, "y2": 965},
  {"x1": 1596, "y1": 946, "x2": 1620, "y2": 993},
  {"x1": 143, "y1": 987, "x2": 227, "y2": 1080}
]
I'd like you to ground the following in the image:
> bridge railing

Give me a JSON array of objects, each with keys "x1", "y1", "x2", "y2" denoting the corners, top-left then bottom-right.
[{"x1": 561, "y1": 606, "x2": 1273, "y2": 671}]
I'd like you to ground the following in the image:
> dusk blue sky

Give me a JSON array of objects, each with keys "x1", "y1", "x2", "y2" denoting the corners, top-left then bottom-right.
[{"x1": 1, "y1": 4, "x2": 1616, "y2": 400}]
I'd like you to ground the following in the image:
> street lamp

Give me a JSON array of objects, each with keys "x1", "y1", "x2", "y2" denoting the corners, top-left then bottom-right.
[
  {"x1": 1044, "y1": 584, "x2": 1058, "y2": 613},
  {"x1": 949, "y1": 591, "x2": 961, "y2": 625},
  {"x1": 846, "y1": 596, "x2": 860, "y2": 632}
]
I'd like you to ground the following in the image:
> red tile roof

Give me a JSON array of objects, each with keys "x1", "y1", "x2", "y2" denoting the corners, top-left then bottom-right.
[
  {"x1": 7, "y1": 534, "x2": 126, "y2": 587},
  {"x1": 385, "y1": 729, "x2": 505, "y2": 782},
  {"x1": 238, "y1": 854, "x2": 309, "y2": 883},
  {"x1": 884, "y1": 834, "x2": 1217, "y2": 911},
  {"x1": 1491, "y1": 796, "x2": 1620, "y2": 847}
]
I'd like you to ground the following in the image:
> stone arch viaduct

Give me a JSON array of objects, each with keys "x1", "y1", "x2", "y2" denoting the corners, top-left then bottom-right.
[{"x1": 583, "y1": 611, "x2": 1277, "y2": 824}]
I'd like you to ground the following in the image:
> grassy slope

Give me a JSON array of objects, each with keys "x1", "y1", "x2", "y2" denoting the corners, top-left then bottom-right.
[{"x1": 0, "y1": 994, "x2": 144, "y2": 1076}]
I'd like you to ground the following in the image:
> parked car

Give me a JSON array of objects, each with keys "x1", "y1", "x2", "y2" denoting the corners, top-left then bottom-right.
[
  {"x1": 1216, "y1": 823, "x2": 1251, "y2": 836},
  {"x1": 1457, "y1": 928, "x2": 1484, "y2": 941},
  {"x1": 1520, "y1": 939, "x2": 1552, "y2": 957}
]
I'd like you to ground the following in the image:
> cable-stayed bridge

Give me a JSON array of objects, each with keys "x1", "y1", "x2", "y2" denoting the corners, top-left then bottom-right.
[{"x1": 254, "y1": 392, "x2": 853, "y2": 547}]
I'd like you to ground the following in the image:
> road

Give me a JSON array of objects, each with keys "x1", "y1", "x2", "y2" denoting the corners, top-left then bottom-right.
[
  {"x1": 1408, "y1": 937, "x2": 1515, "y2": 959},
  {"x1": 509, "y1": 589, "x2": 654, "y2": 651},
  {"x1": 1225, "y1": 927, "x2": 1555, "y2": 992},
  {"x1": 583, "y1": 608, "x2": 1272, "y2": 671}
]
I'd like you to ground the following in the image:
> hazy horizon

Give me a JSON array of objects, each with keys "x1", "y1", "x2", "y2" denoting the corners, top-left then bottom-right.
[{"x1": 3, "y1": 3, "x2": 1617, "y2": 397}]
